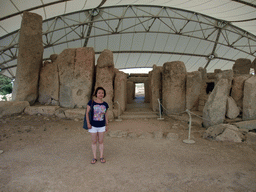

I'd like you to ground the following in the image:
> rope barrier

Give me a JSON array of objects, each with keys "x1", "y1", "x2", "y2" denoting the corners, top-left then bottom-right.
[{"x1": 157, "y1": 99, "x2": 213, "y2": 144}]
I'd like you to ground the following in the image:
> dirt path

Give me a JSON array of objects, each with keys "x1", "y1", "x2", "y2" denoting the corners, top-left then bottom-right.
[{"x1": 1, "y1": 114, "x2": 256, "y2": 191}]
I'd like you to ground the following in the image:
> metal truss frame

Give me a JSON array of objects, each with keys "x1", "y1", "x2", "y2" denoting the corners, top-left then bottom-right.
[{"x1": 1, "y1": 5, "x2": 256, "y2": 78}]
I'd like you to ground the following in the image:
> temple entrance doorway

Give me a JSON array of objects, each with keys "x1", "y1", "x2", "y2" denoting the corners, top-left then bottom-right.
[{"x1": 135, "y1": 83, "x2": 145, "y2": 103}]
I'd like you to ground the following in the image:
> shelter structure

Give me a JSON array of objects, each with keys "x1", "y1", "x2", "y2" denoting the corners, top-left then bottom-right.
[{"x1": 0, "y1": 0, "x2": 256, "y2": 79}]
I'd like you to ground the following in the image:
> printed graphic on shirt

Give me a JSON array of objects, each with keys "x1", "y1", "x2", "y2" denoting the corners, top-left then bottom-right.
[{"x1": 93, "y1": 105, "x2": 106, "y2": 121}]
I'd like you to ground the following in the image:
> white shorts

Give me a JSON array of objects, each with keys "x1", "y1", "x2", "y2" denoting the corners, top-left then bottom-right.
[{"x1": 88, "y1": 126, "x2": 106, "y2": 133}]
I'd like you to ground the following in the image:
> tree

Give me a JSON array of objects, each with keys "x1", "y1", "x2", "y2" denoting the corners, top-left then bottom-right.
[{"x1": 0, "y1": 74, "x2": 12, "y2": 95}]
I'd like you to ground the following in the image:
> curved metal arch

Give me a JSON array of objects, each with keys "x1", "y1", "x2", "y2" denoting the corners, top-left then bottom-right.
[{"x1": 1, "y1": 4, "x2": 256, "y2": 78}]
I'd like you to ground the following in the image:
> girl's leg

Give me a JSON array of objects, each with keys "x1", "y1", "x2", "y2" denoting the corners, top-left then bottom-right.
[
  {"x1": 91, "y1": 133, "x2": 98, "y2": 161},
  {"x1": 98, "y1": 132, "x2": 106, "y2": 162}
]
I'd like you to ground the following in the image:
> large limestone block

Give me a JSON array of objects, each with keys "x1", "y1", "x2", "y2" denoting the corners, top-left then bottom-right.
[
  {"x1": 150, "y1": 65, "x2": 162, "y2": 112},
  {"x1": 162, "y1": 61, "x2": 187, "y2": 114},
  {"x1": 127, "y1": 81, "x2": 135, "y2": 104},
  {"x1": 226, "y1": 96, "x2": 240, "y2": 119},
  {"x1": 97, "y1": 49, "x2": 114, "y2": 68},
  {"x1": 114, "y1": 70, "x2": 127, "y2": 114},
  {"x1": 24, "y1": 106, "x2": 60, "y2": 116},
  {"x1": 203, "y1": 79, "x2": 230, "y2": 128},
  {"x1": 215, "y1": 70, "x2": 233, "y2": 89},
  {"x1": 216, "y1": 126, "x2": 243, "y2": 143},
  {"x1": 0, "y1": 101, "x2": 30, "y2": 117},
  {"x1": 38, "y1": 61, "x2": 59, "y2": 105},
  {"x1": 243, "y1": 76, "x2": 256, "y2": 120},
  {"x1": 252, "y1": 58, "x2": 256, "y2": 74},
  {"x1": 231, "y1": 74, "x2": 251, "y2": 109},
  {"x1": 233, "y1": 120, "x2": 256, "y2": 130},
  {"x1": 233, "y1": 58, "x2": 251, "y2": 75},
  {"x1": 64, "y1": 108, "x2": 86, "y2": 120},
  {"x1": 144, "y1": 78, "x2": 150, "y2": 103},
  {"x1": 58, "y1": 47, "x2": 95, "y2": 108},
  {"x1": 12, "y1": 11, "x2": 43, "y2": 104},
  {"x1": 186, "y1": 71, "x2": 203, "y2": 110}
]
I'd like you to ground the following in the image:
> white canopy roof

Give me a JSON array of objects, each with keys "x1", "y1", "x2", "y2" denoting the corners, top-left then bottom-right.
[{"x1": 1, "y1": 0, "x2": 256, "y2": 78}]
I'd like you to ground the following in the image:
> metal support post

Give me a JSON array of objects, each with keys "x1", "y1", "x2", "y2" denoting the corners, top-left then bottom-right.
[{"x1": 183, "y1": 109, "x2": 195, "y2": 144}]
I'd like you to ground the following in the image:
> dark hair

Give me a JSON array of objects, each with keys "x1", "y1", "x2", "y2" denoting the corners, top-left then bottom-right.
[{"x1": 94, "y1": 87, "x2": 106, "y2": 98}]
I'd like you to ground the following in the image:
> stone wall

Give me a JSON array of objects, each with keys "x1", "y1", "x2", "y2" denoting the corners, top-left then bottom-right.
[{"x1": 39, "y1": 47, "x2": 95, "y2": 108}]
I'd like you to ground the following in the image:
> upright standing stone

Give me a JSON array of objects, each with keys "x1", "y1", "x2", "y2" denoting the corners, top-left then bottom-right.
[
  {"x1": 215, "y1": 70, "x2": 233, "y2": 90},
  {"x1": 186, "y1": 71, "x2": 203, "y2": 110},
  {"x1": 231, "y1": 74, "x2": 251, "y2": 109},
  {"x1": 144, "y1": 78, "x2": 150, "y2": 103},
  {"x1": 203, "y1": 79, "x2": 230, "y2": 128},
  {"x1": 38, "y1": 61, "x2": 59, "y2": 105},
  {"x1": 226, "y1": 96, "x2": 240, "y2": 119},
  {"x1": 127, "y1": 81, "x2": 135, "y2": 104},
  {"x1": 150, "y1": 65, "x2": 162, "y2": 112},
  {"x1": 94, "y1": 49, "x2": 115, "y2": 119},
  {"x1": 252, "y1": 58, "x2": 256, "y2": 74},
  {"x1": 12, "y1": 11, "x2": 43, "y2": 104},
  {"x1": 114, "y1": 70, "x2": 127, "y2": 114},
  {"x1": 162, "y1": 61, "x2": 187, "y2": 114},
  {"x1": 233, "y1": 58, "x2": 251, "y2": 75},
  {"x1": 243, "y1": 76, "x2": 256, "y2": 120},
  {"x1": 58, "y1": 47, "x2": 95, "y2": 108}
]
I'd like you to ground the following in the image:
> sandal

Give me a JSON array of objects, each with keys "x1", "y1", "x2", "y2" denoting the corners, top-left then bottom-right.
[
  {"x1": 100, "y1": 158, "x2": 106, "y2": 163},
  {"x1": 91, "y1": 158, "x2": 97, "y2": 164}
]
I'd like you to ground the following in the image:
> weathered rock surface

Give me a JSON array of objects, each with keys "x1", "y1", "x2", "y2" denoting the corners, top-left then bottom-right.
[
  {"x1": 24, "y1": 106, "x2": 60, "y2": 116},
  {"x1": 203, "y1": 124, "x2": 227, "y2": 139},
  {"x1": 203, "y1": 79, "x2": 230, "y2": 128},
  {"x1": 127, "y1": 81, "x2": 135, "y2": 104},
  {"x1": 12, "y1": 11, "x2": 43, "y2": 105},
  {"x1": 150, "y1": 65, "x2": 162, "y2": 112},
  {"x1": 58, "y1": 47, "x2": 95, "y2": 108},
  {"x1": 215, "y1": 70, "x2": 233, "y2": 89},
  {"x1": 64, "y1": 108, "x2": 86, "y2": 120},
  {"x1": 243, "y1": 76, "x2": 256, "y2": 120},
  {"x1": 0, "y1": 101, "x2": 30, "y2": 117},
  {"x1": 232, "y1": 120, "x2": 256, "y2": 130},
  {"x1": 233, "y1": 58, "x2": 251, "y2": 75},
  {"x1": 186, "y1": 71, "x2": 203, "y2": 110},
  {"x1": 226, "y1": 96, "x2": 240, "y2": 119},
  {"x1": 216, "y1": 126, "x2": 243, "y2": 142},
  {"x1": 114, "y1": 71, "x2": 127, "y2": 114},
  {"x1": 144, "y1": 78, "x2": 150, "y2": 103},
  {"x1": 162, "y1": 61, "x2": 187, "y2": 114},
  {"x1": 246, "y1": 132, "x2": 256, "y2": 144},
  {"x1": 38, "y1": 61, "x2": 59, "y2": 105},
  {"x1": 231, "y1": 74, "x2": 251, "y2": 109},
  {"x1": 50, "y1": 54, "x2": 58, "y2": 62},
  {"x1": 203, "y1": 124, "x2": 243, "y2": 142}
]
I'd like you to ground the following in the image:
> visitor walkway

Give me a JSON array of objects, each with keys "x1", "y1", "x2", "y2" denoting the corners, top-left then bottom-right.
[{"x1": 120, "y1": 96, "x2": 159, "y2": 119}]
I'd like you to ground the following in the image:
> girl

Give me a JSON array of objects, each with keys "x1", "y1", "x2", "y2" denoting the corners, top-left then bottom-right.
[{"x1": 86, "y1": 87, "x2": 109, "y2": 164}]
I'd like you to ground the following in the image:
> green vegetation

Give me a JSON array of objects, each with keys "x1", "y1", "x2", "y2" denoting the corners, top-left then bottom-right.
[{"x1": 0, "y1": 74, "x2": 12, "y2": 95}]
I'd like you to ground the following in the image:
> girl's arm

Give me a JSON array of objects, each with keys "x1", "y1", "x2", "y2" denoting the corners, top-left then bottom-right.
[
  {"x1": 86, "y1": 105, "x2": 92, "y2": 129},
  {"x1": 105, "y1": 110, "x2": 109, "y2": 132}
]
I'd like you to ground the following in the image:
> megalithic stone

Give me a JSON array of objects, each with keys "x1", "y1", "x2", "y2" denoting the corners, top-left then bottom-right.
[
  {"x1": 162, "y1": 61, "x2": 187, "y2": 114},
  {"x1": 114, "y1": 70, "x2": 127, "y2": 114},
  {"x1": 243, "y1": 76, "x2": 256, "y2": 120},
  {"x1": 12, "y1": 11, "x2": 44, "y2": 104},
  {"x1": 150, "y1": 65, "x2": 162, "y2": 112},
  {"x1": 203, "y1": 79, "x2": 230, "y2": 128}
]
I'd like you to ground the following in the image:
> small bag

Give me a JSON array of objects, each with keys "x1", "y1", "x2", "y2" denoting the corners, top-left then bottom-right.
[{"x1": 83, "y1": 101, "x2": 93, "y2": 130}]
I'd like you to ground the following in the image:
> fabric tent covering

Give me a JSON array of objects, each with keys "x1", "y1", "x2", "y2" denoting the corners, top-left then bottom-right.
[{"x1": 0, "y1": 0, "x2": 256, "y2": 79}]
